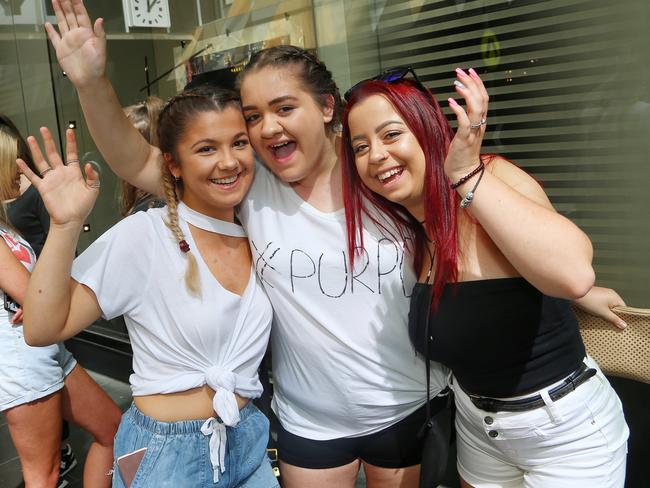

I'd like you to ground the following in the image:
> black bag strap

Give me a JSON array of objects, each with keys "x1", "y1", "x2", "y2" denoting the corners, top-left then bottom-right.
[{"x1": 417, "y1": 289, "x2": 435, "y2": 437}]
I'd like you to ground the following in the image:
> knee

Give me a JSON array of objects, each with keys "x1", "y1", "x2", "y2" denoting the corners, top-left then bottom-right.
[
  {"x1": 94, "y1": 407, "x2": 122, "y2": 447},
  {"x1": 22, "y1": 459, "x2": 60, "y2": 488}
]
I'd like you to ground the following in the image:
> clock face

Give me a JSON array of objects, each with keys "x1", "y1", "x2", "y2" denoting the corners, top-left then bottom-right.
[{"x1": 127, "y1": 0, "x2": 171, "y2": 28}]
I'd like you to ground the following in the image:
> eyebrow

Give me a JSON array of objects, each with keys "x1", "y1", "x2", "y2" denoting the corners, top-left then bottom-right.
[
  {"x1": 351, "y1": 120, "x2": 404, "y2": 142},
  {"x1": 242, "y1": 95, "x2": 298, "y2": 111},
  {"x1": 190, "y1": 132, "x2": 248, "y2": 149}
]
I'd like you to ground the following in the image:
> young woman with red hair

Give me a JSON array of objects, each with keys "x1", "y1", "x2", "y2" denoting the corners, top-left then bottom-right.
[{"x1": 341, "y1": 71, "x2": 629, "y2": 487}]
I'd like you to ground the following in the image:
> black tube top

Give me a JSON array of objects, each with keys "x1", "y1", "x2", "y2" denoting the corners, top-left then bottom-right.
[{"x1": 408, "y1": 277, "x2": 585, "y2": 397}]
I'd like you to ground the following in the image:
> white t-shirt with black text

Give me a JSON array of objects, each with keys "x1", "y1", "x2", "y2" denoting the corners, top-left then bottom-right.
[{"x1": 239, "y1": 163, "x2": 448, "y2": 440}]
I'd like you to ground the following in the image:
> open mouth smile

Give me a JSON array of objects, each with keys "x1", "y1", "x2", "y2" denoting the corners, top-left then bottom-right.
[
  {"x1": 268, "y1": 140, "x2": 297, "y2": 161},
  {"x1": 377, "y1": 166, "x2": 404, "y2": 184},
  {"x1": 209, "y1": 173, "x2": 241, "y2": 187}
]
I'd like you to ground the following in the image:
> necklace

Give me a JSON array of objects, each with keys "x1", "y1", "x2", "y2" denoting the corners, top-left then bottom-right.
[{"x1": 177, "y1": 202, "x2": 246, "y2": 238}]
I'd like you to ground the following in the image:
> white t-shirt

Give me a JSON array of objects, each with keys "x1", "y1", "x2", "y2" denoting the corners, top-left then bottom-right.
[
  {"x1": 239, "y1": 163, "x2": 448, "y2": 440},
  {"x1": 72, "y1": 206, "x2": 273, "y2": 425}
]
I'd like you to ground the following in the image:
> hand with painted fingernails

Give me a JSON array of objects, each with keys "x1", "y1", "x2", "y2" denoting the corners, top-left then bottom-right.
[
  {"x1": 16, "y1": 128, "x2": 100, "y2": 228},
  {"x1": 445, "y1": 68, "x2": 490, "y2": 184},
  {"x1": 45, "y1": 0, "x2": 106, "y2": 89}
]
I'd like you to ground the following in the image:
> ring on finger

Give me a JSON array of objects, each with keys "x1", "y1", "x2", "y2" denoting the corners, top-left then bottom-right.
[
  {"x1": 39, "y1": 168, "x2": 53, "y2": 177},
  {"x1": 66, "y1": 159, "x2": 80, "y2": 165},
  {"x1": 469, "y1": 118, "x2": 487, "y2": 129}
]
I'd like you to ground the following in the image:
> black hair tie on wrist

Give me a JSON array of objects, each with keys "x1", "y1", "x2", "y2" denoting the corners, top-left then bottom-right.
[{"x1": 450, "y1": 161, "x2": 485, "y2": 190}]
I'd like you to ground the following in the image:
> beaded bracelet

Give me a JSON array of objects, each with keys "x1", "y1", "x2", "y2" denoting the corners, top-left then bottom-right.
[
  {"x1": 450, "y1": 161, "x2": 485, "y2": 190},
  {"x1": 459, "y1": 164, "x2": 486, "y2": 208}
]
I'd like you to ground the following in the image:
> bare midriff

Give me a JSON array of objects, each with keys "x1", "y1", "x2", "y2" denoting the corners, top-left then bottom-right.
[{"x1": 134, "y1": 385, "x2": 249, "y2": 422}]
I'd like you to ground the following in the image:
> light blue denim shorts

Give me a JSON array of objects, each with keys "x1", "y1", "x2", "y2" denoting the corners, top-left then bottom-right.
[
  {"x1": 0, "y1": 321, "x2": 77, "y2": 411},
  {"x1": 113, "y1": 402, "x2": 279, "y2": 488}
]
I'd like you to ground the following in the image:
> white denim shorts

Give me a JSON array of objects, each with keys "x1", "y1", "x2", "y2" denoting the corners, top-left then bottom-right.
[
  {"x1": 0, "y1": 321, "x2": 77, "y2": 411},
  {"x1": 451, "y1": 356, "x2": 629, "y2": 488}
]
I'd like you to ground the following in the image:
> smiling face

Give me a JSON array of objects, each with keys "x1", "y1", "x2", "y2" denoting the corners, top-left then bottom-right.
[
  {"x1": 166, "y1": 107, "x2": 254, "y2": 221},
  {"x1": 239, "y1": 66, "x2": 334, "y2": 184},
  {"x1": 348, "y1": 94, "x2": 427, "y2": 216}
]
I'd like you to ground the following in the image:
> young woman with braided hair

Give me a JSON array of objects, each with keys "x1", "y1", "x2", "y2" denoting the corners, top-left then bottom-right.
[
  {"x1": 20, "y1": 87, "x2": 279, "y2": 488},
  {"x1": 44, "y1": 2, "x2": 628, "y2": 486}
]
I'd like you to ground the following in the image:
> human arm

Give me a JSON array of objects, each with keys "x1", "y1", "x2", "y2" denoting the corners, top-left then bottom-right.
[
  {"x1": 45, "y1": 0, "x2": 163, "y2": 195},
  {"x1": 446, "y1": 69, "x2": 594, "y2": 299},
  {"x1": 18, "y1": 128, "x2": 103, "y2": 346},
  {"x1": 573, "y1": 286, "x2": 627, "y2": 329}
]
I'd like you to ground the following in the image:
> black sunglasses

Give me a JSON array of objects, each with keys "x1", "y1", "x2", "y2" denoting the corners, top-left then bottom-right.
[{"x1": 344, "y1": 66, "x2": 423, "y2": 101}]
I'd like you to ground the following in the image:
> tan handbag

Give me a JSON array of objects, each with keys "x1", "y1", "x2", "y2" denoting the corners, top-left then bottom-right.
[{"x1": 573, "y1": 306, "x2": 650, "y2": 384}]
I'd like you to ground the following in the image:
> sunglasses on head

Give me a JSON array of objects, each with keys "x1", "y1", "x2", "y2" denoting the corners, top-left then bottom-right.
[{"x1": 344, "y1": 66, "x2": 424, "y2": 101}]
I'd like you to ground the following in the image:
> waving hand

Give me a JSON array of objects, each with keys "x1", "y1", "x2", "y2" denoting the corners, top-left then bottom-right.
[
  {"x1": 16, "y1": 128, "x2": 100, "y2": 228},
  {"x1": 445, "y1": 68, "x2": 490, "y2": 182},
  {"x1": 45, "y1": 0, "x2": 106, "y2": 88}
]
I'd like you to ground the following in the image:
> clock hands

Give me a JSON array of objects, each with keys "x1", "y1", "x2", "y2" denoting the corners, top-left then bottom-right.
[{"x1": 146, "y1": 0, "x2": 159, "y2": 13}]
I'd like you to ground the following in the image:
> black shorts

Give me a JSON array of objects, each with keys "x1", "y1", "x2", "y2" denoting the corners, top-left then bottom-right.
[{"x1": 276, "y1": 395, "x2": 448, "y2": 469}]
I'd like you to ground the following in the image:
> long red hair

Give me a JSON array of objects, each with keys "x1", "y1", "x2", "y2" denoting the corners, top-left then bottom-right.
[{"x1": 341, "y1": 79, "x2": 459, "y2": 305}]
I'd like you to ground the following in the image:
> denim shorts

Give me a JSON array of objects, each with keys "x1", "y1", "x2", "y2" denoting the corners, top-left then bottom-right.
[
  {"x1": 0, "y1": 321, "x2": 77, "y2": 411},
  {"x1": 452, "y1": 356, "x2": 629, "y2": 487},
  {"x1": 113, "y1": 402, "x2": 279, "y2": 488}
]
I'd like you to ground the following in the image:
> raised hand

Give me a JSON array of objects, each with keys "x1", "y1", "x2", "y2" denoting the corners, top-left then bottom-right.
[
  {"x1": 445, "y1": 68, "x2": 490, "y2": 182},
  {"x1": 16, "y1": 128, "x2": 100, "y2": 228},
  {"x1": 45, "y1": 0, "x2": 106, "y2": 88}
]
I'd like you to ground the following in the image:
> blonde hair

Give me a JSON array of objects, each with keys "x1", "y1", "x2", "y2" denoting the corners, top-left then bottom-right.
[
  {"x1": 120, "y1": 96, "x2": 165, "y2": 216},
  {"x1": 161, "y1": 160, "x2": 201, "y2": 296},
  {"x1": 0, "y1": 130, "x2": 19, "y2": 204},
  {"x1": 0, "y1": 115, "x2": 28, "y2": 230}
]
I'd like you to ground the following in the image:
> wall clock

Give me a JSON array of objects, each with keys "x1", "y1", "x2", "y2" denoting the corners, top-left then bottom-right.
[{"x1": 123, "y1": 0, "x2": 171, "y2": 29}]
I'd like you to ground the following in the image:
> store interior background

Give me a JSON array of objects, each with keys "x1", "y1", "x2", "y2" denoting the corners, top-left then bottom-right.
[{"x1": 1, "y1": 2, "x2": 649, "y2": 485}]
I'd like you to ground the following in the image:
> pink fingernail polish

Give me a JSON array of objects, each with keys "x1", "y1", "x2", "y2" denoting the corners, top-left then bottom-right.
[
  {"x1": 455, "y1": 68, "x2": 467, "y2": 77},
  {"x1": 469, "y1": 68, "x2": 478, "y2": 77},
  {"x1": 448, "y1": 98, "x2": 459, "y2": 106}
]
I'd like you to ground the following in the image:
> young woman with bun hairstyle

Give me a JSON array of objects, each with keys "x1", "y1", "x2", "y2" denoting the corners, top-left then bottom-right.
[{"x1": 340, "y1": 71, "x2": 629, "y2": 487}]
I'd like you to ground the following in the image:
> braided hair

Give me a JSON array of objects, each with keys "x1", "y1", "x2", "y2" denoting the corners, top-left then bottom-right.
[
  {"x1": 156, "y1": 86, "x2": 242, "y2": 296},
  {"x1": 237, "y1": 45, "x2": 343, "y2": 134}
]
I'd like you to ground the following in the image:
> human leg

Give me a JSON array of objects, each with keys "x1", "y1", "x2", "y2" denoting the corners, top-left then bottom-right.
[
  {"x1": 362, "y1": 463, "x2": 420, "y2": 488},
  {"x1": 275, "y1": 416, "x2": 360, "y2": 488},
  {"x1": 4, "y1": 391, "x2": 63, "y2": 488},
  {"x1": 61, "y1": 364, "x2": 121, "y2": 488},
  {"x1": 361, "y1": 396, "x2": 450, "y2": 488},
  {"x1": 279, "y1": 460, "x2": 360, "y2": 488}
]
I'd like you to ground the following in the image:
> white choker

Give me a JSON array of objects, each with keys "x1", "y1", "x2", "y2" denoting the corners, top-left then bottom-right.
[{"x1": 177, "y1": 202, "x2": 246, "y2": 238}]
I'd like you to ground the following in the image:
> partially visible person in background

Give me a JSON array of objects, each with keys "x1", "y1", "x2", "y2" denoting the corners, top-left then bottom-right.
[
  {"x1": 119, "y1": 97, "x2": 165, "y2": 216},
  {"x1": 1, "y1": 114, "x2": 78, "y2": 487},
  {"x1": 2, "y1": 115, "x2": 51, "y2": 256},
  {"x1": 0, "y1": 120, "x2": 121, "y2": 488}
]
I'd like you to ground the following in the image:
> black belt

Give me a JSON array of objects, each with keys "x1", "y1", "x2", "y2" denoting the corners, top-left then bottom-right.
[{"x1": 466, "y1": 363, "x2": 597, "y2": 413}]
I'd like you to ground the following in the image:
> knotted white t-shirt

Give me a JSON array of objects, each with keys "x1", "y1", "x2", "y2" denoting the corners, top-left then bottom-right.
[{"x1": 72, "y1": 205, "x2": 272, "y2": 480}]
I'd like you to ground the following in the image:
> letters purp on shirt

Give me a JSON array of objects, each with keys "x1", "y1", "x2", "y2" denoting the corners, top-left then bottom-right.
[{"x1": 251, "y1": 234, "x2": 413, "y2": 299}]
